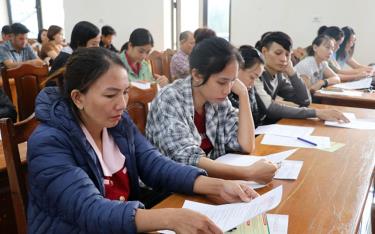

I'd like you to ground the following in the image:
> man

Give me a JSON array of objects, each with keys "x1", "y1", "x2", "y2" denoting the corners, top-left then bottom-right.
[
  {"x1": 1, "y1": 25, "x2": 12, "y2": 42},
  {"x1": 170, "y1": 31, "x2": 195, "y2": 79},
  {"x1": 0, "y1": 23, "x2": 44, "y2": 68},
  {"x1": 100, "y1": 25, "x2": 118, "y2": 53},
  {"x1": 253, "y1": 31, "x2": 349, "y2": 124}
]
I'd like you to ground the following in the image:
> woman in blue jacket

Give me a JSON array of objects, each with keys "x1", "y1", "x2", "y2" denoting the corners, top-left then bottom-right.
[{"x1": 27, "y1": 47, "x2": 258, "y2": 234}]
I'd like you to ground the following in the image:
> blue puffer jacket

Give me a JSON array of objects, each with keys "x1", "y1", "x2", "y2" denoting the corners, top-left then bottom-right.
[{"x1": 27, "y1": 87, "x2": 206, "y2": 234}]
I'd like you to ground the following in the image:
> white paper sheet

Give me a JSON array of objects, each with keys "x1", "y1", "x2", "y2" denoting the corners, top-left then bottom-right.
[
  {"x1": 181, "y1": 186, "x2": 283, "y2": 232},
  {"x1": 325, "y1": 112, "x2": 375, "y2": 130},
  {"x1": 215, "y1": 149, "x2": 298, "y2": 166},
  {"x1": 332, "y1": 77, "x2": 372, "y2": 90},
  {"x1": 160, "y1": 213, "x2": 289, "y2": 234},
  {"x1": 255, "y1": 124, "x2": 314, "y2": 137},
  {"x1": 317, "y1": 89, "x2": 363, "y2": 97},
  {"x1": 130, "y1": 81, "x2": 151, "y2": 89},
  {"x1": 261, "y1": 135, "x2": 331, "y2": 149},
  {"x1": 267, "y1": 214, "x2": 289, "y2": 234},
  {"x1": 274, "y1": 160, "x2": 303, "y2": 180}
]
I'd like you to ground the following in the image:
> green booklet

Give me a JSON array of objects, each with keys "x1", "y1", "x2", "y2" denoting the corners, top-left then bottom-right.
[{"x1": 225, "y1": 214, "x2": 269, "y2": 234}]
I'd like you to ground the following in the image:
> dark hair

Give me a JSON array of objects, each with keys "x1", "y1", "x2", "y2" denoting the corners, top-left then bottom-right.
[
  {"x1": 336, "y1": 26, "x2": 355, "y2": 61},
  {"x1": 128, "y1": 28, "x2": 154, "y2": 47},
  {"x1": 255, "y1": 31, "x2": 292, "y2": 52},
  {"x1": 101, "y1": 25, "x2": 116, "y2": 36},
  {"x1": 70, "y1": 21, "x2": 100, "y2": 50},
  {"x1": 306, "y1": 35, "x2": 333, "y2": 56},
  {"x1": 189, "y1": 37, "x2": 243, "y2": 86},
  {"x1": 120, "y1": 42, "x2": 128, "y2": 52},
  {"x1": 37, "y1": 29, "x2": 47, "y2": 43},
  {"x1": 317, "y1": 26, "x2": 344, "y2": 42},
  {"x1": 179, "y1": 31, "x2": 192, "y2": 42},
  {"x1": 238, "y1": 45, "x2": 265, "y2": 69},
  {"x1": 10, "y1": 23, "x2": 29, "y2": 35},
  {"x1": 193, "y1": 28, "x2": 216, "y2": 44},
  {"x1": 47, "y1": 25, "x2": 63, "y2": 41},
  {"x1": 1, "y1": 25, "x2": 11, "y2": 35},
  {"x1": 62, "y1": 47, "x2": 126, "y2": 114}
]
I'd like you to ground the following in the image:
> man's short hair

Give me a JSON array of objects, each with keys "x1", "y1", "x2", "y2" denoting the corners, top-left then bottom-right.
[
  {"x1": 101, "y1": 25, "x2": 116, "y2": 36},
  {"x1": 1, "y1": 25, "x2": 12, "y2": 35},
  {"x1": 10, "y1": 23, "x2": 29, "y2": 35}
]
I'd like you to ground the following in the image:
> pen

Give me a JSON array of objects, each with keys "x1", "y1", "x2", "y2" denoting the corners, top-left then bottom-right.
[{"x1": 297, "y1": 137, "x2": 317, "y2": 146}]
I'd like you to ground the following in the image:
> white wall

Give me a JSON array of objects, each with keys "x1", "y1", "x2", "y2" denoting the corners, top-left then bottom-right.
[
  {"x1": 0, "y1": 0, "x2": 9, "y2": 27},
  {"x1": 63, "y1": 0, "x2": 167, "y2": 51},
  {"x1": 230, "y1": 0, "x2": 375, "y2": 65}
]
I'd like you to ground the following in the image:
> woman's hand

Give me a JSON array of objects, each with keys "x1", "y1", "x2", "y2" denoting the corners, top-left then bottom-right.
[
  {"x1": 154, "y1": 74, "x2": 169, "y2": 87},
  {"x1": 231, "y1": 78, "x2": 248, "y2": 97},
  {"x1": 168, "y1": 208, "x2": 223, "y2": 234},
  {"x1": 207, "y1": 180, "x2": 259, "y2": 204},
  {"x1": 245, "y1": 159, "x2": 278, "y2": 184}
]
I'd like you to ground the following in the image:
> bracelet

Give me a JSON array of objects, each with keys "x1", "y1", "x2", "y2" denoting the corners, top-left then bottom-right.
[{"x1": 322, "y1": 79, "x2": 329, "y2": 88}]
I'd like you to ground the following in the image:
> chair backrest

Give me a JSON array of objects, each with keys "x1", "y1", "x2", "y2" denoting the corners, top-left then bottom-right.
[
  {"x1": 0, "y1": 113, "x2": 38, "y2": 234},
  {"x1": 127, "y1": 83, "x2": 158, "y2": 134},
  {"x1": 1, "y1": 64, "x2": 48, "y2": 121},
  {"x1": 148, "y1": 50, "x2": 163, "y2": 77},
  {"x1": 163, "y1": 49, "x2": 176, "y2": 82}
]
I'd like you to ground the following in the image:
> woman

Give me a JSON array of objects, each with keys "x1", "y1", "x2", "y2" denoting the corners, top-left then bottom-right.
[
  {"x1": 40, "y1": 25, "x2": 64, "y2": 60},
  {"x1": 228, "y1": 45, "x2": 267, "y2": 127},
  {"x1": 318, "y1": 25, "x2": 369, "y2": 81},
  {"x1": 295, "y1": 35, "x2": 340, "y2": 93},
  {"x1": 336, "y1": 26, "x2": 374, "y2": 73},
  {"x1": 31, "y1": 28, "x2": 47, "y2": 56},
  {"x1": 120, "y1": 28, "x2": 169, "y2": 87},
  {"x1": 146, "y1": 37, "x2": 277, "y2": 184},
  {"x1": 47, "y1": 21, "x2": 101, "y2": 86},
  {"x1": 254, "y1": 31, "x2": 349, "y2": 123},
  {"x1": 28, "y1": 47, "x2": 258, "y2": 233}
]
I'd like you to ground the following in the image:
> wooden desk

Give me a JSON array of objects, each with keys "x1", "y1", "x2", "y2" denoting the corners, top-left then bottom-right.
[
  {"x1": 154, "y1": 104, "x2": 375, "y2": 234},
  {"x1": 314, "y1": 89, "x2": 375, "y2": 109}
]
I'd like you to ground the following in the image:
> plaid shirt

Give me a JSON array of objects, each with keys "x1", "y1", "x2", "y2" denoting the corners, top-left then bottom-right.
[{"x1": 146, "y1": 76, "x2": 241, "y2": 166}]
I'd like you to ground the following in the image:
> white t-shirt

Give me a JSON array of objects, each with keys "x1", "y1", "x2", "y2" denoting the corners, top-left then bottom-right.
[{"x1": 295, "y1": 56, "x2": 328, "y2": 85}]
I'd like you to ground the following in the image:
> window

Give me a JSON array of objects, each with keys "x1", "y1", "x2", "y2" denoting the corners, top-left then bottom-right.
[
  {"x1": 204, "y1": 0, "x2": 231, "y2": 41},
  {"x1": 7, "y1": 0, "x2": 40, "y2": 37},
  {"x1": 6, "y1": 0, "x2": 64, "y2": 38}
]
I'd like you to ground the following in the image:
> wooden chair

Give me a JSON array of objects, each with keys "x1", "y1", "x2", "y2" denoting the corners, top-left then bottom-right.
[
  {"x1": 127, "y1": 83, "x2": 158, "y2": 134},
  {"x1": 148, "y1": 50, "x2": 164, "y2": 77},
  {"x1": 1, "y1": 64, "x2": 48, "y2": 121},
  {"x1": 0, "y1": 114, "x2": 39, "y2": 234},
  {"x1": 163, "y1": 49, "x2": 176, "y2": 82}
]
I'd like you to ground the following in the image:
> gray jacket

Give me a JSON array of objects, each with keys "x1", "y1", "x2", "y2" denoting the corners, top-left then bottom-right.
[{"x1": 256, "y1": 70, "x2": 316, "y2": 123}]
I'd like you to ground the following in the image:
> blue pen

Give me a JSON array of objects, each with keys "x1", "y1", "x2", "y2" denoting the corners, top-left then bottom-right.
[{"x1": 297, "y1": 137, "x2": 317, "y2": 146}]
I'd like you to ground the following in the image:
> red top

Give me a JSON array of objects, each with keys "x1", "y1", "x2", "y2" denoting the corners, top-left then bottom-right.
[
  {"x1": 194, "y1": 110, "x2": 213, "y2": 155},
  {"x1": 125, "y1": 51, "x2": 141, "y2": 75},
  {"x1": 104, "y1": 166, "x2": 131, "y2": 201}
]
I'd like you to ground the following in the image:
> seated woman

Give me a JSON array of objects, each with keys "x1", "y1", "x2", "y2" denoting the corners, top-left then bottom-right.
[
  {"x1": 146, "y1": 37, "x2": 277, "y2": 184},
  {"x1": 254, "y1": 31, "x2": 349, "y2": 124},
  {"x1": 120, "y1": 28, "x2": 169, "y2": 87},
  {"x1": 40, "y1": 25, "x2": 64, "y2": 61},
  {"x1": 47, "y1": 21, "x2": 101, "y2": 86},
  {"x1": 295, "y1": 35, "x2": 340, "y2": 94},
  {"x1": 28, "y1": 47, "x2": 258, "y2": 233},
  {"x1": 318, "y1": 25, "x2": 370, "y2": 81},
  {"x1": 336, "y1": 26, "x2": 374, "y2": 73},
  {"x1": 228, "y1": 45, "x2": 267, "y2": 127},
  {"x1": 31, "y1": 28, "x2": 47, "y2": 57}
]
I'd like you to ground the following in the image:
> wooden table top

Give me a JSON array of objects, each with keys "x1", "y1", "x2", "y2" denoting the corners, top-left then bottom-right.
[
  {"x1": 153, "y1": 104, "x2": 375, "y2": 234},
  {"x1": 314, "y1": 89, "x2": 375, "y2": 109}
]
